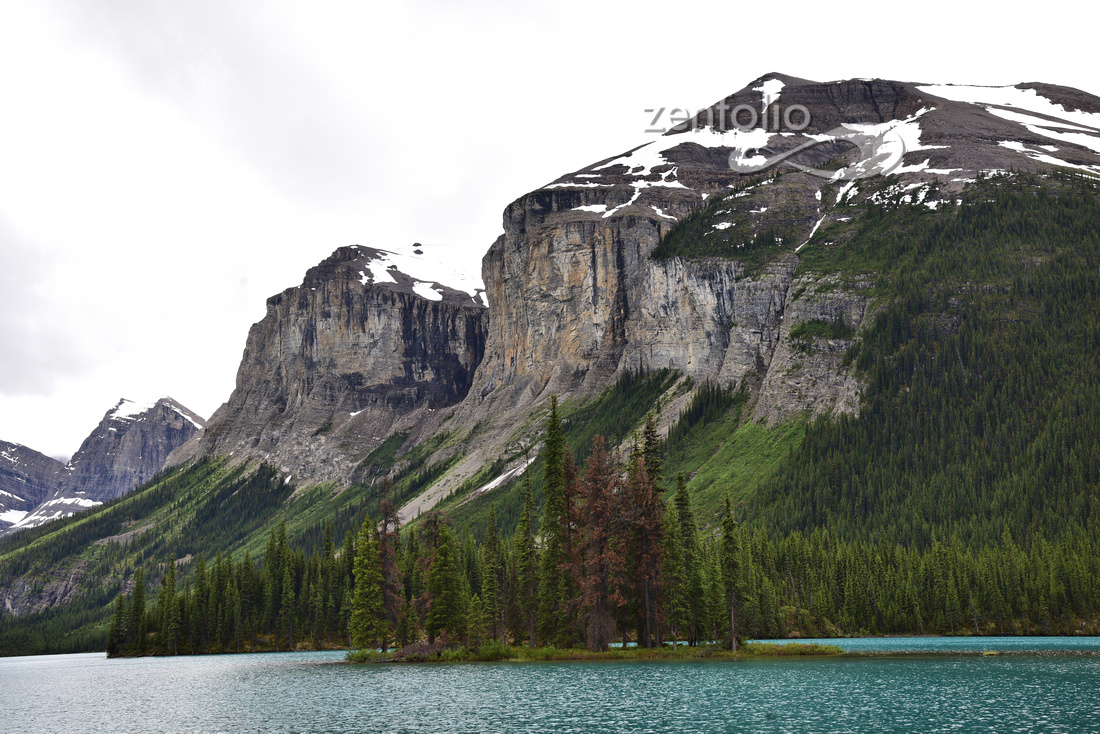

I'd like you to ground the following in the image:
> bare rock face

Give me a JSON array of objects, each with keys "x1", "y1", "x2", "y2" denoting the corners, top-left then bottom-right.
[
  {"x1": 3, "y1": 398, "x2": 205, "y2": 535},
  {"x1": 412, "y1": 73, "x2": 1100, "y2": 518},
  {"x1": 0, "y1": 442, "x2": 63, "y2": 533},
  {"x1": 173, "y1": 245, "x2": 488, "y2": 484},
  {"x1": 151, "y1": 73, "x2": 1100, "y2": 524}
]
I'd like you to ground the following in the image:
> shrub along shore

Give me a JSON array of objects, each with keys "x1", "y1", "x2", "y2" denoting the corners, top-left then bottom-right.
[{"x1": 346, "y1": 640, "x2": 843, "y2": 664}]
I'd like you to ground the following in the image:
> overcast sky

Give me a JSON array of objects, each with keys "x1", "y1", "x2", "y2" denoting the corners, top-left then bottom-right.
[{"x1": 0, "y1": 0, "x2": 1096, "y2": 461}]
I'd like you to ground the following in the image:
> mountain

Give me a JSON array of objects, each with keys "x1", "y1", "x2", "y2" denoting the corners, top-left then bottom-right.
[
  {"x1": 2, "y1": 73, "x2": 1099, "y2": 652},
  {"x1": 0, "y1": 443, "x2": 64, "y2": 532},
  {"x1": 401, "y1": 73, "x2": 1100, "y2": 520},
  {"x1": 109, "y1": 73, "x2": 1100, "y2": 521},
  {"x1": 1, "y1": 397, "x2": 205, "y2": 536},
  {"x1": 167, "y1": 244, "x2": 487, "y2": 486}
]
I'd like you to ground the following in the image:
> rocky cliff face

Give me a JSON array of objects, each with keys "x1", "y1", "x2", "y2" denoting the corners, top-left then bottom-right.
[
  {"x1": 413, "y1": 73, "x2": 1100, "y2": 517},
  {"x1": 467, "y1": 74, "x2": 1100, "y2": 408},
  {"x1": 158, "y1": 73, "x2": 1100, "y2": 522},
  {"x1": 3, "y1": 398, "x2": 205, "y2": 535},
  {"x1": 0, "y1": 442, "x2": 63, "y2": 533},
  {"x1": 171, "y1": 245, "x2": 488, "y2": 484}
]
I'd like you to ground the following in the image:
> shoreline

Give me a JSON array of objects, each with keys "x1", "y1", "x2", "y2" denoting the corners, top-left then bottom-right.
[{"x1": 346, "y1": 641, "x2": 846, "y2": 664}]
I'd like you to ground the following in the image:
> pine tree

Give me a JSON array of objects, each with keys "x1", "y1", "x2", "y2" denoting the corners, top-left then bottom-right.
[
  {"x1": 720, "y1": 492, "x2": 741, "y2": 651},
  {"x1": 515, "y1": 472, "x2": 539, "y2": 646},
  {"x1": 624, "y1": 456, "x2": 663, "y2": 647},
  {"x1": 425, "y1": 524, "x2": 468, "y2": 643},
  {"x1": 482, "y1": 506, "x2": 504, "y2": 642},
  {"x1": 350, "y1": 516, "x2": 388, "y2": 651},
  {"x1": 642, "y1": 411, "x2": 663, "y2": 487},
  {"x1": 377, "y1": 500, "x2": 403, "y2": 651},
  {"x1": 538, "y1": 395, "x2": 571, "y2": 646},
  {"x1": 674, "y1": 474, "x2": 706, "y2": 644},
  {"x1": 107, "y1": 592, "x2": 126, "y2": 657},
  {"x1": 574, "y1": 436, "x2": 623, "y2": 651},
  {"x1": 158, "y1": 560, "x2": 180, "y2": 655},
  {"x1": 129, "y1": 568, "x2": 148, "y2": 655},
  {"x1": 279, "y1": 562, "x2": 295, "y2": 650},
  {"x1": 662, "y1": 502, "x2": 688, "y2": 645}
]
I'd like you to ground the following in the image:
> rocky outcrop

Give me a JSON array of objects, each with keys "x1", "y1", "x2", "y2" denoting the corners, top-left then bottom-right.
[
  {"x1": 0, "y1": 561, "x2": 90, "y2": 617},
  {"x1": 0, "y1": 442, "x2": 63, "y2": 533},
  {"x1": 155, "y1": 73, "x2": 1100, "y2": 523},
  {"x1": 3, "y1": 398, "x2": 205, "y2": 535},
  {"x1": 171, "y1": 245, "x2": 488, "y2": 485},
  {"x1": 403, "y1": 73, "x2": 1100, "y2": 519}
]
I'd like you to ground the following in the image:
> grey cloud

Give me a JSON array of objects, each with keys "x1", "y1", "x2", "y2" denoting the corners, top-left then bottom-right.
[
  {"x1": 0, "y1": 216, "x2": 92, "y2": 397},
  {"x1": 53, "y1": 0, "x2": 371, "y2": 204}
]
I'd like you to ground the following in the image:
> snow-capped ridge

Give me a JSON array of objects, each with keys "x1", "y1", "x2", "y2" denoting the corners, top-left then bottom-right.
[{"x1": 349, "y1": 244, "x2": 485, "y2": 306}]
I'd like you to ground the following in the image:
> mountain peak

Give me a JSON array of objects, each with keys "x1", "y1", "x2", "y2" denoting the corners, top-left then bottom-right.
[
  {"x1": 106, "y1": 397, "x2": 205, "y2": 430},
  {"x1": 307, "y1": 244, "x2": 487, "y2": 308}
]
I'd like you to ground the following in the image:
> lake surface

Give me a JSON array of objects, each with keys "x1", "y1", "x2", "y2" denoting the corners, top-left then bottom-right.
[{"x1": 3, "y1": 638, "x2": 1100, "y2": 733}]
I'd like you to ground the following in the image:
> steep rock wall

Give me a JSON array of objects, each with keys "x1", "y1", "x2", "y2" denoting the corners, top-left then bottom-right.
[{"x1": 177, "y1": 246, "x2": 488, "y2": 484}]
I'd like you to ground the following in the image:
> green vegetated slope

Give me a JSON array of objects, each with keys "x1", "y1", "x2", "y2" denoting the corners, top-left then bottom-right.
[
  {"x1": 4, "y1": 172, "x2": 1100, "y2": 654},
  {"x1": 442, "y1": 369, "x2": 679, "y2": 537},
  {"x1": 757, "y1": 172, "x2": 1100, "y2": 548},
  {"x1": 0, "y1": 449, "x2": 422, "y2": 656}
]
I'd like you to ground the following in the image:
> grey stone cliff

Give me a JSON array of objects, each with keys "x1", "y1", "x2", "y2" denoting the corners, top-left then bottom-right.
[{"x1": 170, "y1": 245, "x2": 488, "y2": 484}]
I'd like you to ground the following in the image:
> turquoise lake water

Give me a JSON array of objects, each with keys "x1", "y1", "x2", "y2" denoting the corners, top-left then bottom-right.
[{"x1": 3, "y1": 638, "x2": 1099, "y2": 733}]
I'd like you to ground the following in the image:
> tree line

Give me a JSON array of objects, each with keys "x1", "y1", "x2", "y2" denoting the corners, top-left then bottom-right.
[{"x1": 110, "y1": 394, "x2": 1100, "y2": 657}]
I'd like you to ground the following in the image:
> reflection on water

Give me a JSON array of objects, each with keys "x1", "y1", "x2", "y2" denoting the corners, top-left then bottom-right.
[{"x1": 3, "y1": 638, "x2": 1100, "y2": 733}]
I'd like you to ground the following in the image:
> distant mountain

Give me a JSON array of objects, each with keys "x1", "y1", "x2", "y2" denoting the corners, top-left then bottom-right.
[
  {"x1": 0, "y1": 442, "x2": 64, "y2": 532},
  {"x1": 1, "y1": 398, "x2": 205, "y2": 536}
]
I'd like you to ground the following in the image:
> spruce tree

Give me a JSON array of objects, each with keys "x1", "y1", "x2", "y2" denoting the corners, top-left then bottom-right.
[
  {"x1": 350, "y1": 516, "x2": 389, "y2": 651},
  {"x1": 575, "y1": 436, "x2": 622, "y2": 652},
  {"x1": 538, "y1": 395, "x2": 571, "y2": 645},
  {"x1": 662, "y1": 503, "x2": 687, "y2": 645},
  {"x1": 482, "y1": 506, "x2": 504, "y2": 642},
  {"x1": 641, "y1": 411, "x2": 663, "y2": 487},
  {"x1": 425, "y1": 525, "x2": 468, "y2": 643},
  {"x1": 624, "y1": 456, "x2": 663, "y2": 647},
  {"x1": 515, "y1": 472, "x2": 539, "y2": 646},
  {"x1": 158, "y1": 560, "x2": 179, "y2": 655},
  {"x1": 129, "y1": 568, "x2": 148, "y2": 656},
  {"x1": 107, "y1": 592, "x2": 126, "y2": 657},
  {"x1": 720, "y1": 492, "x2": 741, "y2": 651},
  {"x1": 672, "y1": 476, "x2": 704, "y2": 642},
  {"x1": 279, "y1": 563, "x2": 295, "y2": 650}
]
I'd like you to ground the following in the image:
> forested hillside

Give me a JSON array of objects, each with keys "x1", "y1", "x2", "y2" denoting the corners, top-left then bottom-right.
[{"x1": 4, "y1": 172, "x2": 1100, "y2": 655}]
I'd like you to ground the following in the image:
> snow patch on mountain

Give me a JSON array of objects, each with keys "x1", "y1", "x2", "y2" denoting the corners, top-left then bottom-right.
[
  {"x1": 354, "y1": 245, "x2": 484, "y2": 298},
  {"x1": 917, "y1": 84, "x2": 1100, "y2": 131}
]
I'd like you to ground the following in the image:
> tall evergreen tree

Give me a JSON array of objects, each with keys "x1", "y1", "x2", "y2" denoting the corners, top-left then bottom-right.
[
  {"x1": 350, "y1": 516, "x2": 388, "y2": 651},
  {"x1": 623, "y1": 456, "x2": 664, "y2": 647},
  {"x1": 425, "y1": 525, "x2": 468, "y2": 643},
  {"x1": 158, "y1": 560, "x2": 180, "y2": 655},
  {"x1": 128, "y1": 568, "x2": 147, "y2": 655},
  {"x1": 515, "y1": 471, "x2": 539, "y2": 646},
  {"x1": 720, "y1": 492, "x2": 741, "y2": 651},
  {"x1": 538, "y1": 395, "x2": 572, "y2": 646},
  {"x1": 574, "y1": 436, "x2": 623, "y2": 651},
  {"x1": 674, "y1": 475, "x2": 706, "y2": 644},
  {"x1": 482, "y1": 506, "x2": 504, "y2": 642}
]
